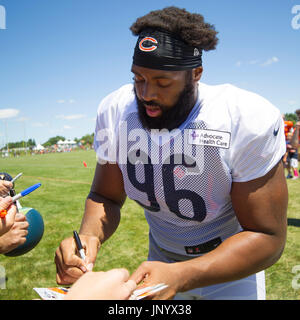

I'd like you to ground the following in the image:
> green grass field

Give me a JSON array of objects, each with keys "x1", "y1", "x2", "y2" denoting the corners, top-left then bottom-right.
[{"x1": 0, "y1": 150, "x2": 299, "y2": 300}]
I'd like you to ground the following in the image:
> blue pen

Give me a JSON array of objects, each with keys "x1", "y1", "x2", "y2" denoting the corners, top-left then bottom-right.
[{"x1": 12, "y1": 183, "x2": 41, "y2": 202}]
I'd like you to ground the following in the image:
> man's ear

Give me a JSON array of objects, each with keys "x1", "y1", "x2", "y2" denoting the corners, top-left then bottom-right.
[{"x1": 193, "y1": 67, "x2": 203, "y2": 81}]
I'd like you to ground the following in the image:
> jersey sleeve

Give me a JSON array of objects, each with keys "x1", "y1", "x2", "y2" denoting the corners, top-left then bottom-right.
[{"x1": 230, "y1": 93, "x2": 286, "y2": 182}]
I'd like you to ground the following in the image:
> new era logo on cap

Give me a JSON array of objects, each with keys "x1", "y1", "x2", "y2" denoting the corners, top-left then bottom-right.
[{"x1": 139, "y1": 37, "x2": 158, "y2": 52}]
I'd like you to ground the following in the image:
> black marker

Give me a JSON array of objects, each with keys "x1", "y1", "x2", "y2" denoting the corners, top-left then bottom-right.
[{"x1": 73, "y1": 230, "x2": 86, "y2": 261}]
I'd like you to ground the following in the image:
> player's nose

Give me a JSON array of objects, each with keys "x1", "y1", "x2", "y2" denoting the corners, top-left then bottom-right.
[{"x1": 140, "y1": 83, "x2": 158, "y2": 102}]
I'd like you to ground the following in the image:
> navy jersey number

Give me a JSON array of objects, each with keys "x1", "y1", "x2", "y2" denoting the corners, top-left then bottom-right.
[
  {"x1": 127, "y1": 150, "x2": 160, "y2": 212},
  {"x1": 127, "y1": 150, "x2": 207, "y2": 222}
]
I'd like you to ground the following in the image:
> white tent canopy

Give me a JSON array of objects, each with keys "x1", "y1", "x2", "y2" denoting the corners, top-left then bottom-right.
[
  {"x1": 34, "y1": 144, "x2": 45, "y2": 151},
  {"x1": 57, "y1": 139, "x2": 77, "y2": 145}
]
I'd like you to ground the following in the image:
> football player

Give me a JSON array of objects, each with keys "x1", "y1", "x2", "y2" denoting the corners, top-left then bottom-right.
[{"x1": 55, "y1": 7, "x2": 288, "y2": 300}]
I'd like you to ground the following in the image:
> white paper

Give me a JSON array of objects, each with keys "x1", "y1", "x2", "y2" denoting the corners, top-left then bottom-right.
[{"x1": 33, "y1": 287, "x2": 69, "y2": 300}]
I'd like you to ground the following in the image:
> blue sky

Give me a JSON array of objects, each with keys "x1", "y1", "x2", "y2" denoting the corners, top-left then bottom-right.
[{"x1": 0, "y1": 0, "x2": 299, "y2": 146}]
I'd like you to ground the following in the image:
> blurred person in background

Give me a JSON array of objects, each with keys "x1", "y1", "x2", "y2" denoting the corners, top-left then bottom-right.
[{"x1": 286, "y1": 132, "x2": 298, "y2": 179}]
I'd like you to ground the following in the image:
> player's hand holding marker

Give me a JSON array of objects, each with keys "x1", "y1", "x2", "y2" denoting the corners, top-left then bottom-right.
[{"x1": 55, "y1": 233, "x2": 100, "y2": 285}]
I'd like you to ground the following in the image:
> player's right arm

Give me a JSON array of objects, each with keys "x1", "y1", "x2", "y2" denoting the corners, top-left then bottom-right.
[{"x1": 55, "y1": 162, "x2": 126, "y2": 285}]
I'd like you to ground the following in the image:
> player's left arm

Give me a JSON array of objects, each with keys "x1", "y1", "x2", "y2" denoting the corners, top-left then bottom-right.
[
  {"x1": 130, "y1": 160, "x2": 288, "y2": 299},
  {"x1": 229, "y1": 159, "x2": 288, "y2": 270},
  {"x1": 179, "y1": 160, "x2": 288, "y2": 289}
]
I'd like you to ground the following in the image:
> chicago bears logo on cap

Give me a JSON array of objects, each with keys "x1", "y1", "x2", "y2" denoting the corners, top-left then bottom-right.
[{"x1": 139, "y1": 37, "x2": 158, "y2": 52}]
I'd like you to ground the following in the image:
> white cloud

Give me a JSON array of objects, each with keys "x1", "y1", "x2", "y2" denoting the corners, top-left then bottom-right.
[
  {"x1": 249, "y1": 59, "x2": 259, "y2": 65},
  {"x1": 288, "y1": 100, "x2": 297, "y2": 106},
  {"x1": 57, "y1": 99, "x2": 76, "y2": 104},
  {"x1": 235, "y1": 60, "x2": 259, "y2": 67},
  {"x1": 0, "y1": 108, "x2": 19, "y2": 119},
  {"x1": 56, "y1": 114, "x2": 86, "y2": 120},
  {"x1": 235, "y1": 57, "x2": 279, "y2": 68},
  {"x1": 32, "y1": 122, "x2": 48, "y2": 127},
  {"x1": 261, "y1": 56, "x2": 279, "y2": 67},
  {"x1": 16, "y1": 116, "x2": 30, "y2": 122},
  {"x1": 63, "y1": 125, "x2": 72, "y2": 129}
]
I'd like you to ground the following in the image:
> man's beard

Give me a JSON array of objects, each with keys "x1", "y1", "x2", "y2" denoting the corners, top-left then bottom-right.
[{"x1": 134, "y1": 74, "x2": 196, "y2": 131}]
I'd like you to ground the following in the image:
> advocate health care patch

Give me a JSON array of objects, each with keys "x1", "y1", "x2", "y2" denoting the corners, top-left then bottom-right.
[{"x1": 188, "y1": 129, "x2": 231, "y2": 149}]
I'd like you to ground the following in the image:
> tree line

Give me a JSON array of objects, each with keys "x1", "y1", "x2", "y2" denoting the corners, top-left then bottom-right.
[
  {"x1": 42, "y1": 133, "x2": 94, "y2": 147},
  {"x1": 1, "y1": 133, "x2": 94, "y2": 150},
  {"x1": 284, "y1": 113, "x2": 298, "y2": 123}
]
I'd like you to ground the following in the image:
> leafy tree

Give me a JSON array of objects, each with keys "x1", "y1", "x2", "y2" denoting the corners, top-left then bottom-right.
[
  {"x1": 284, "y1": 113, "x2": 298, "y2": 125},
  {"x1": 27, "y1": 139, "x2": 36, "y2": 147},
  {"x1": 80, "y1": 133, "x2": 94, "y2": 145},
  {"x1": 43, "y1": 136, "x2": 65, "y2": 147},
  {"x1": 1, "y1": 139, "x2": 36, "y2": 150}
]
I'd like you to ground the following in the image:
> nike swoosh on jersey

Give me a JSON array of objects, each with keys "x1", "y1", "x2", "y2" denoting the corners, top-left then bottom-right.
[{"x1": 273, "y1": 128, "x2": 279, "y2": 136}]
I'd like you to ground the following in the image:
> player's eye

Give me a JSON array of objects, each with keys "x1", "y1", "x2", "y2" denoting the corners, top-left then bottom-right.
[
  {"x1": 157, "y1": 79, "x2": 172, "y2": 88},
  {"x1": 132, "y1": 76, "x2": 144, "y2": 84}
]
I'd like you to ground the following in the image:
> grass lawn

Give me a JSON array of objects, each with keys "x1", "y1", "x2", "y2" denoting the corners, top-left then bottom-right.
[{"x1": 0, "y1": 150, "x2": 299, "y2": 300}]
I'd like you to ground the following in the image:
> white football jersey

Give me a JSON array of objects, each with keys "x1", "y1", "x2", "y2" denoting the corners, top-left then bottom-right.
[{"x1": 94, "y1": 82, "x2": 286, "y2": 256}]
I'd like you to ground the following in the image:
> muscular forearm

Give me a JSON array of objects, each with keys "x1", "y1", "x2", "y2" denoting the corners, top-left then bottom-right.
[
  {"x1": 176, "y1": 230, "x2": 285, "y2": 292},
  {"x1": 79, "y1": 194, "x2": 121, "y2": 244}
]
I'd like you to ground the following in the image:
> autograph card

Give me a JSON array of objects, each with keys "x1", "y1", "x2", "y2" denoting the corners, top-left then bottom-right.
[
  {"x1": 33, "y1": 287, "x2": 69, "y2": 300},
  {"x1": 34, "y1": 283, "x2": 167, "y2": 300},
  {"x1": 130, "y1": 283, "x2": 168, "y2": 300}
]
